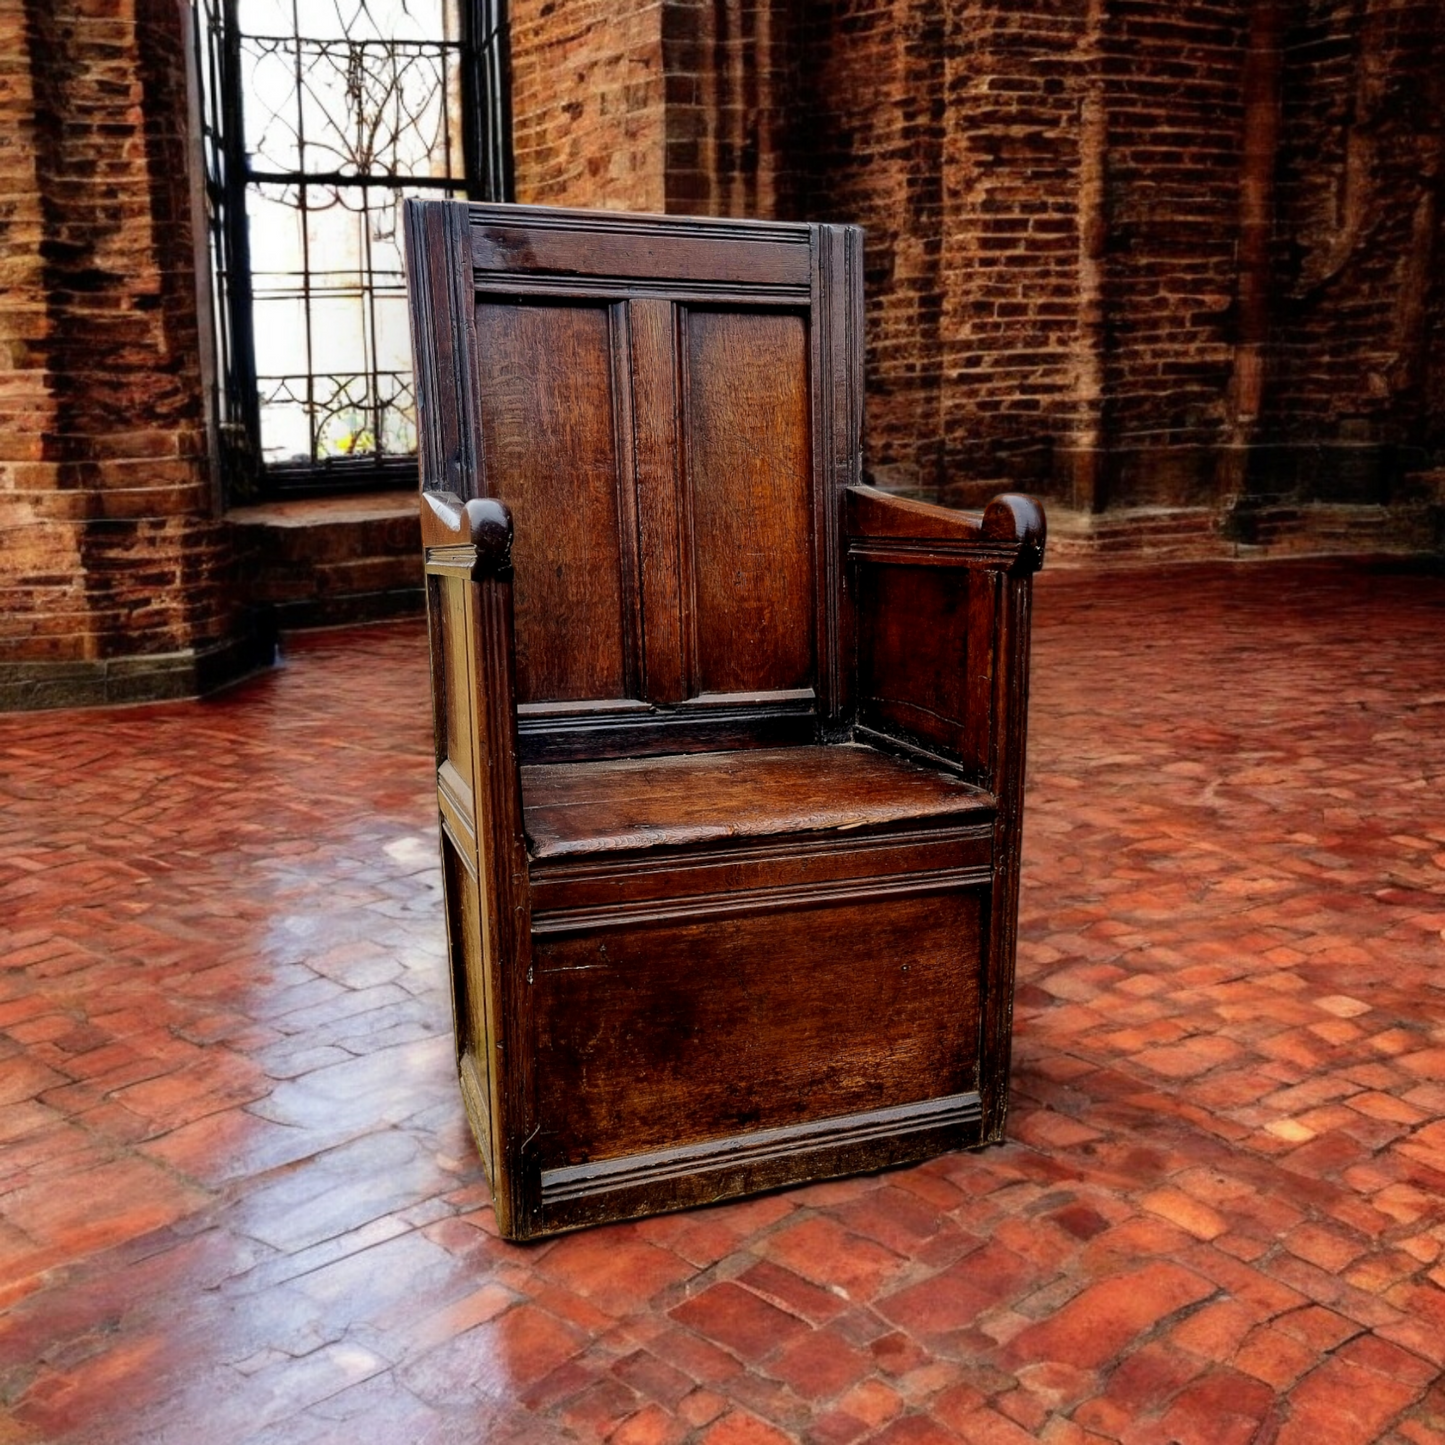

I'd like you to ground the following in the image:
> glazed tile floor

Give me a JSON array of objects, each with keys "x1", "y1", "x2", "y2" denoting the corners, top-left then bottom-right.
[{"x1": 3, "y1": 558, "x2": 1445, "y2": 1445}]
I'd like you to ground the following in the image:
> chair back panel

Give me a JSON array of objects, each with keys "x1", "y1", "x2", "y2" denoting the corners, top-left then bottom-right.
[{"x1": 407, "y1": 203, "x2": 863, "y2": 759}]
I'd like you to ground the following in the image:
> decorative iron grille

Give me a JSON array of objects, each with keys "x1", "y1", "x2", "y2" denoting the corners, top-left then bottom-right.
[{"x1": 193, "y1": 0, "x2": 511, "y2": 499}]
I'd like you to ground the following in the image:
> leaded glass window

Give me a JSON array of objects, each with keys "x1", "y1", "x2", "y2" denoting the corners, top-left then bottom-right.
[{"x1": 194, "y1": 0, "x2": 510, "y2": 497}]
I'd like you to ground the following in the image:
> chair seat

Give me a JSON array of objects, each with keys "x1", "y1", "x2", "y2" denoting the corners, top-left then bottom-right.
[{"x1": 521, "y1": 744, "x2": 995, "y2": 860}]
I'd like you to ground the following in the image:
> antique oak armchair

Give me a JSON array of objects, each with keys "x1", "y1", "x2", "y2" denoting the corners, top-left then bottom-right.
[{"x1": 404, "y1": 201, "x2": 1046, "y2": 1240}]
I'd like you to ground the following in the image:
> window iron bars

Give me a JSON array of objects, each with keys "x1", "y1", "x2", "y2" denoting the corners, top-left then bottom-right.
[{"x1": 192, "y1": 0, "x2": 511, "y2": 499}]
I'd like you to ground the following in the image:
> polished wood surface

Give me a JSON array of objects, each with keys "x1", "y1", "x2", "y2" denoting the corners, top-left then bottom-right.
[
  {"x1": 474, "y1": 300, "x2": 633, "y2": 703},
  {"x1": 683, "y1": 309, "x2": 814, "y2": 698},
  {"x1": 532, "y1": 890, "x2": 983, "y2": 1164},
  {"x1": 405, "y1": 199, "x2": 1045, "y2": 1238},
  {"x1": 522, "y1": 745, "x2": 993, "y2": 859}
]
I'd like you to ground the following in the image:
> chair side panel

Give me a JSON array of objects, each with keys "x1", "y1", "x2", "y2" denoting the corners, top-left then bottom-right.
[
  {"x1": 440, "y1": 832, "x2": 495, "y2": 1171},
  {"x1": 857, "y1": 563, "x2": 996, "y2": 781}
]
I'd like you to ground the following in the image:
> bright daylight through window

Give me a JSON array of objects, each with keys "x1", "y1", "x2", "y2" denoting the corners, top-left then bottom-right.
[{"x1": 194, "y1": 0, "x2": 509, "y2": 498}]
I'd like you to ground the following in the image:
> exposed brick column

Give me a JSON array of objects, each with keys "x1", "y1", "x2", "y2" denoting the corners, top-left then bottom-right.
[
  {"x1": 0, "y1": 0, "x2": 84, "y2": 658},
  {"x1": 1256, "y1": 0, "x2": 1445, "y2": 505},
  {"x1": 661, "y1": 0, "x2": 795, "y2": 218},
  {"x1": 0, "y1": 0, "x2": 253, "y2": 709},
  {"x1": 510, "y1": 0, "x2": 668, "y2": 211},
  {"x1": 938, "y1": 4, "x2": 1097, "y2": 505},
  {"x1": 1215, "y1": 0, "x2": 1284, "y2": 507},
  {"x1": 1065, "y1": 0, "x2": 1110, "y2": 515},
  {"x1": 790, "y1": 0, "x2": 949, "y2": 496},
  {"x1": 509, "y1": 0, "x2": 794, "y2": 218}
]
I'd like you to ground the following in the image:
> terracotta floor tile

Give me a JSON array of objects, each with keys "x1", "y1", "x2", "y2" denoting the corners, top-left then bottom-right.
[
  {"x1": 700, "y1": 1412, "x2": 796, "y2": 1445},
  {"x1": 4, "y1": 561, "x2": 1445, "y2": 1442},
  {"x1": 1003, "y1": 1262, "x2": 1216, "y2": 1369},
  {"x1": 868, "y1": 1415, "x2": 965, "y2": 1445},
  {"x1": 537, "y1": 1228, "x2": 696, "y2": 1317},
  {"x1": 766, "y1": 1326, "x2": 873, "y2": 1402},
  {"x1": 877, "y1": 1242, "x2": 1036, "y2": 1336},
  {"x1": 670, "y1": 1282, "x2": 810, "y2": 1363},
  {"x1": 1276, "y1": 1358, "x2": 1425, "y2": 1445},
  {"x1": 1233, "y1": 1325, "x2": 1320, "y2": 1388},
  {"x1": 762, "y1": 1216, "x2": 908, "y2": 1303},
  {"x1": 612, "y1": 1402, "x2": 689, "y2": 1445},
  {"x1": 738, "y1": 1260, "x2": 852, "y2": 1325}
]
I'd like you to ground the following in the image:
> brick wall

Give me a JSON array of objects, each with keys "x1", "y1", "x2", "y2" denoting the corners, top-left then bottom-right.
[
  {"x1": 1259, "y1": 0, "x2": 1445, "y2": 502},
  {"x1": 661, "y1": 0, "x2": 795, "y2": 217},
  {"x1": 510, "y1": 0, "x2": 668, "y2": 211},
  {"x1": 790, "y1": 0, "x2": 953, "y2": 497},
  {"x1": 796, "y1": 0, "x2": 1254, "y2": 508},
  {"x1": 4, "y1": 0, "x2": 1441, "y2": 707},
  {"x1": 510, "y1": 0, "x2": 1445, "y2": 520},
  {"x1": 510, "y1": 0, "x2": 795, "y2": 216},
  {"x1": 0, "y1": 0, "x2": 251, "y2": 703}
]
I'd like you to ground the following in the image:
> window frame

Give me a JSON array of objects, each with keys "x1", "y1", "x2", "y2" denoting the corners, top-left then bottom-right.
[{"x1": 193, "y1": 0, "x2": 512, "y2": 502}]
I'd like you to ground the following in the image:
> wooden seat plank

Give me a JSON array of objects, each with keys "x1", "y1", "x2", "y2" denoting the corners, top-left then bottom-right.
[{"x1": 522, "y1": 744, "x2": 994, "y2": 859}]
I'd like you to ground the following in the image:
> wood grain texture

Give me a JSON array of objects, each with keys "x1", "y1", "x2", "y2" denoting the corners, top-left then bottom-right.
[
  {"x1": 406, "y1": 199, "x2": 1045, "y2": 1239},
  {"x1": 405, "y1": 200, "x2": 483, "y2": 499},
  {"x1": 469, "y1": 205, "x2": 812, "y2": 290},
  {"x1": 440, "y1": 576, "x2": 475, "y2": 785},
  {"x1": 532, "y1": 888, "x2": 983, "y2": 1167},
  {"x1": 420, "y1": 543, "x2": 534, "y2": 1235},
  {"x1": 465, "y1": 569, "x2": 536, "y2": 1233},
  {"x1": 846, "y1": 485, "x2": 1048, "y2": 576},
  {"x1": 536, "y1": 1092, "x2": 983, "y2": 1232},
  {"x1": 627, "y1": 298, "x2": 687, "y2": 704},
  {"x1": 514, "y1": 697, "x2": 816, "y2": 765},
  {"x1": 684, "y1": 309, "x2": 814, "y2": 697},
  {"x1": 419, "y1": 492, "x2": 514, "y2": 573},
  {"x1": 441, "y1": 834, "x2": 493, "y2": 1173},
  {"x1": 980, "y1": 570, "x2": 1035, "y2": 1141},
  {"x1": 858, "y1": 564, "x2": 975, "y2": 765},
  {"x1": 521, "y1": 744, "x2": 992, "y2": 859},
  {"x1": 475, "y1": 301, "x2": 631, "y2": 702},
  {"x1": 810, "y1": 223, "x2": 865, "y2": 730},
  {"x1": 529, "y1": 822, "x2": 994, "y2": 917}
]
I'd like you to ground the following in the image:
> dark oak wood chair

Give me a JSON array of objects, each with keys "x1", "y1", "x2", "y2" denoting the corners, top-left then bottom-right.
[{"x1": 404, "y1": 200, "x2": 1046, "y2": 1240}]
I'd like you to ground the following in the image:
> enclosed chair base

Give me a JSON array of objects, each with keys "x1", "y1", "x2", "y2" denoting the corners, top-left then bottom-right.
[{"x1": 407, "y1": 204, "x2": 1045, "y2": 1240}]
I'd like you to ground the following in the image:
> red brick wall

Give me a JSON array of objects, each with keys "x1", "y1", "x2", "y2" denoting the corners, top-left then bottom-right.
[
  {"x1": 1261, "y1": 0, "x2": 1445, "y2": 500},
  {"x1": 793, "y1": 0, "x2": 1256, "y2": 507},
  {"x1": 2, "y1": 0, "x2": 1438, "y2": 699},
  {"x1": 510, "y1": 0, "x2": 668, "y2": 211},
  {"x1": 790, "y1": 0, "x2": 952, "y2": 497},
  {"x1": 1, "y1": 0, "x2": 233, "y2": 671},
  {"x1": 510, "y1": 0, "x2": 795, "y2": 218},
  {"x1": 510, "y1": 0, "x2": 1445, "y2": 517},
  {"x1": 661, "y1": 0, "x2": 795, "y2": 218}
]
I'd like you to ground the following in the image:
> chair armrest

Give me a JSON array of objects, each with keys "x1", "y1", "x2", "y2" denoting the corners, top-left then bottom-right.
[
  {"x1": 419, "y1": 487, "x2": 532, "y2": 1234},
  {"x1": 420, "y1": 490, "x2": 514, "y2": 577},
  {"x1": 844, "y1": 485, "x2": 1046, "y2": 575}
]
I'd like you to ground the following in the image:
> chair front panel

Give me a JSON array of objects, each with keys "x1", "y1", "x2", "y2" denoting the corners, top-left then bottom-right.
[{"x1": 531, "y1": 887, "x2": 984, "y2": 1168}]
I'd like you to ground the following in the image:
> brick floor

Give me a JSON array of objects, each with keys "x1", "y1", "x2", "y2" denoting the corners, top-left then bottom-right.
[{"x1": 3, "y1": 558, "x2": 1444, "y2": 1444}]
